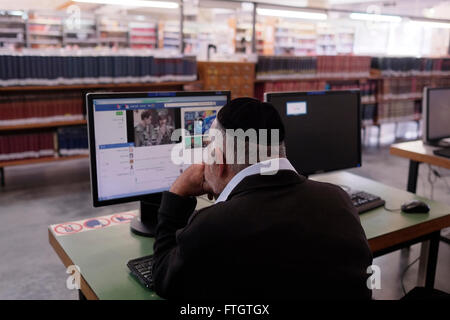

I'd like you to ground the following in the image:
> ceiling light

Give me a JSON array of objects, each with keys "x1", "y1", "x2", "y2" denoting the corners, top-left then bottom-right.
[
  {"x1": 256, "y1": 8, "x2": 327, "y2": 20},
  {"x1": 350, "y1": 12, "x2": 402, "y2": 23},
  {"x1": 73, "y1": 0, "x2": 179, "y2": 9},
  {"x1": 410, "y1": 19, "x2": 450, "y2": 29}
]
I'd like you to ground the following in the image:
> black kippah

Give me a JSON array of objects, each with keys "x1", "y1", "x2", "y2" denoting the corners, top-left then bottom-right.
[{"x1": 217, "y1": 97, "x2": 285, "y2": 144}]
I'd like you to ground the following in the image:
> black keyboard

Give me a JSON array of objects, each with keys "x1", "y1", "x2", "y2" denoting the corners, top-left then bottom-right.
[
  {"x1": 127, "y1": 255, "x2": 154, "y2": 290},
  {"x1": 348, "y1": 191, "x2": 385, "y2": 214}
]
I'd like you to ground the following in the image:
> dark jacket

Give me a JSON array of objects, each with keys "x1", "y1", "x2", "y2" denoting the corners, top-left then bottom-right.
[{"x1": 152, "y1": 170, "x2": 373, "y2": 300}]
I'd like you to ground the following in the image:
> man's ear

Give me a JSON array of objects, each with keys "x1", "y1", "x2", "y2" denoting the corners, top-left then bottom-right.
[
  {"x1": 216, "y1": 163, "x2": 226, "y2": 177},
  {"x1": 214, "y1": 147, "x2": 226, "y2": 177}
]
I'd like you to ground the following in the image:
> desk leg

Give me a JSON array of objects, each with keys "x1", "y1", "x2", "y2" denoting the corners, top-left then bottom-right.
[
  {"x1": 407, "y1": 160, "x2": 420, "y2": 193},
  {"x1": 0, "y1": 168, "x2": 4, "y2": 187},
  {"x1": 79, "y1": 290, "x2": 87, "y2": 300},
  {"x1": 417, "y1": 231, "x2": 440, "y2": 289}
]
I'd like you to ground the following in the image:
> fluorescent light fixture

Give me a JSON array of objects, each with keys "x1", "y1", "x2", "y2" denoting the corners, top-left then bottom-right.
[
  {"x1": 212, "y1": 8, "x2": 235, "y2": 15},
  {"x1": 73, "y1": 0, "x2": 179, "y2": 9},
  {"x1": 8, "y1": 10, "x2": 24, "y2": 16},
  {"x1": 257, "y1": 8, "x2": 327, "y2": 20},
  {"x1": 350, "y1": 12, "x2": 402, "y2": 23},
  {"x1": 410, "y1": 19, "x2": 450, "y2": 29}
]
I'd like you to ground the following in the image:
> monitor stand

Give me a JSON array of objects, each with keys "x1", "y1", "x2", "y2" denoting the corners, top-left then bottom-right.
[{"x1": 130, "y1": 196, "x2": 161, "y2": 237}]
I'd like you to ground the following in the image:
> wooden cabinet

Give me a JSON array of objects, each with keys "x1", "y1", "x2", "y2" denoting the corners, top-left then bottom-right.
[{"x1": 198, "y1": 61, "x2": 255, "y2": 99}]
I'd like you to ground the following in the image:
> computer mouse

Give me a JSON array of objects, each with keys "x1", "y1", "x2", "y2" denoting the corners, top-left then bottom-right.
[{"x1": 401, "y1": 200, "x2": 430, "y2": 214}]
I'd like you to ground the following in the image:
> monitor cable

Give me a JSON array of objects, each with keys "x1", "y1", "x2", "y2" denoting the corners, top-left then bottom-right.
[
  {"x1": 401, "y1": 256, "x2": 420, "y2": 296},
  {"x1": 383, "y1": 205, "x2": 402, "y2": 212}
]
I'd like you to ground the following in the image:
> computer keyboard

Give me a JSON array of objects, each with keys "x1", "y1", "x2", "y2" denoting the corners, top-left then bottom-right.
[
  {"x1": 127, "y1": 254, "x2": 154, "y2": 290},
  {"x1": 348, "y1": 191, "x2": 385, "y2": 214}
]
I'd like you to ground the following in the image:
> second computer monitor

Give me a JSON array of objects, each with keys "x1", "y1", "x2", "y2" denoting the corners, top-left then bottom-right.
[
  {"x1": 423, "y1": 87, "x2": 450, "y2": 145},
  {"x1": 265, "y1": 90, "x2": 361, "y2": 176}
]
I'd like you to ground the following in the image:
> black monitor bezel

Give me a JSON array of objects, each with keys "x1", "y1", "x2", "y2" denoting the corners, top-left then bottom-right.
[
  {"x1": 425, "y1": 87, "x2": 450, "y2": 143},
  {"x1": 264, "y1": 90, "x2": 362, "y2": 176},
  {"x1": 86, "y1": 90, "x2": 231, "y2": 207}
]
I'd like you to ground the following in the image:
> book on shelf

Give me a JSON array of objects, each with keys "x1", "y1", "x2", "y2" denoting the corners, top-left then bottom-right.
[
  {"x1": 0, "y1": 131, "x2": 55, "y2": 161},
  {"x1": 256, "y1": 55, "x2": 371, "y2": 80},
  {"x1": 57, "y1": 126, "x2": 89, "y2": 156},
  {"x1": 0, "y1": 92, "x2": 84, "y2": 126},
  {"x1": 377, "y1": 100, "x2": 420, "y2": 124},
  {"x1": 256, "y1": 56, "x2": 317, "y2": 80},
  {"x1": 0, "y1": 50, "x2": 197, "y2": 86},
  {"x1": 255, "y1": 80, "x2": 326, "y2": 101},
  {"x1": 371, "y1": 57, "x2": 450, "y2": 77},
  {"x1": 326, "y1": 79, "x2": 377, "y2": 104},
  {"x1": 316, "y1": 56, "x2": 371, "y2": 78}
]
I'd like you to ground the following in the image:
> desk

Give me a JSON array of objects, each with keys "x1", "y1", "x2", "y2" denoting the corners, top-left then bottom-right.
[
  {"x1": 48, "y1": 172, "x2": 450, "y2": 300},
  {"x1": 390, "y1": 140, "x2": 450, "y2": 193}
]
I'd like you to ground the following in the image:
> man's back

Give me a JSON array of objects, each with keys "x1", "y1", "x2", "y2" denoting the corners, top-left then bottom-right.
[{"x1": 153, "y1": 170, "x2": 373, "y2": 300}]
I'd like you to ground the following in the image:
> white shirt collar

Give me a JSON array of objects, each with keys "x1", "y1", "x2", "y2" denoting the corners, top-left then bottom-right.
[{"x1": 215, "y1": 158, "x2": 298, "y2": 204}]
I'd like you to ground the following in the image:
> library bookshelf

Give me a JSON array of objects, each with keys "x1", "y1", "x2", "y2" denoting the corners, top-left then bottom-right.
[{"x1": 0, "y1": 80, "x2": 202, "y2": 186}]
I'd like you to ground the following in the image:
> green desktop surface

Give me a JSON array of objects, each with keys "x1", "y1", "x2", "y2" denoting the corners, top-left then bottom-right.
[
  {"x1": 312, "y1": 172, "x2": 450, "y2": 241},
  {"x1": 49, "y1": 172, "x2": 450, "y2": 300}
]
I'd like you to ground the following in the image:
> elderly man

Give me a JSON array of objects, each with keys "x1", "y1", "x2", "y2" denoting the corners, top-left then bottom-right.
[{"x1": 152, "y1": 98, "x2": 372, "y2": 300}]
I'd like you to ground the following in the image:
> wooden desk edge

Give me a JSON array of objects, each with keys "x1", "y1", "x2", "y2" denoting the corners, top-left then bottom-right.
[
  {"x1": 390, "y1": 145, "x2": 450, "y2": 169},
  {"x1": 48, "y1": 229, "x2": 99, "y2": 300},
  {"x1": 368, "y1": 214, "x2": 450, "y2": 253}
]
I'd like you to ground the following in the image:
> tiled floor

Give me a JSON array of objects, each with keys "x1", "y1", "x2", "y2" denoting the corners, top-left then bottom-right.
[{"x1": 0, "y1": 122, "x2": 448, "y2": 299}]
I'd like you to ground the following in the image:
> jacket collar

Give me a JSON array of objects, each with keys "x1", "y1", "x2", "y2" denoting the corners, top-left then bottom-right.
[
  {"x1": 227, "y1": 170, "x2": 305, "y2": 201},
  {"x1": 215, "y1": 158, "x2": 298, "y2": 203}
]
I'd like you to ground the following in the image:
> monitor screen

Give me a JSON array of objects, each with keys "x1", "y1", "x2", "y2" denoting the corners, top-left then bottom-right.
[
  {"x1": 87, "y1": 91, "x2": 230, "y2": 206},
  {"x1": 265, "y1": 90, "x2": 361, "y2": 176},
  {"x1": 426, "y1": 87, "x2": 450, "y2": 141}
]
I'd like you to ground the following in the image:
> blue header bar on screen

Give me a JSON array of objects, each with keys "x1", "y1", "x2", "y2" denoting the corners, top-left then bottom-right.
[
  {"x1": 99, "y1": 143, "x2": 134, "y2": 149},
  {"x1": 93, "y1": 95, "x2": 228, "y2": 111}
]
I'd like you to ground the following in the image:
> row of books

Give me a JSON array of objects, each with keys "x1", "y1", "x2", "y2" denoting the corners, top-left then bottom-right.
[
  {"x1": 380, "y1": 78, "x2": 430, "y2": 101},
  {"x1": 0, "y1": 132, "x2": 55, "y2": 161},
  {"x1": 361, "y1": 105, "x2": 377, "y2": 125},
  {"x1": 434, "y1": 77, "x2": 450, "y2": 88},
  {"x1": 377, "y1": 100, "x2": 421, "y2": 124},
  {"x1": 254, "y1": 80, "x2": 326, "y2": 100},
  {"x1": 0, "y1": 92, "x2": 84, "y2": 126},
  {"x1": 317, "y1": 56, "x2": 371, "y2": 78},
  {"x1": 326, "y1": 80, "x2": 377, "y2": 104},
  {"x1": 371, "y1": 57, "x2": 450, "y2": 76},
  {"x1": 256, "y1": 56, "x2": 317, "y2": 79},
  {"x1": 0, "y1": 51, "x2": 197, "y2": 86},
  {"x1": 255, "y1": 56, "x2": 371, "y2": 80},
  {"x1": 58, "y1": 126, "x2": 89, "y2": 156}
]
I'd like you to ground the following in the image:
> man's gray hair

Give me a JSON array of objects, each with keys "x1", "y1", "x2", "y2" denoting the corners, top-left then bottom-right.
[{"x1": 215, "y1": 120, "x2": 286, "y2": 174}]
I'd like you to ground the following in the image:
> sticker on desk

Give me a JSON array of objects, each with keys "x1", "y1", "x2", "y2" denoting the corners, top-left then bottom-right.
[
  {"x1": 83, "y1": 218, "x2": 111, "y2": 229},
  {"x1": 53, "y1": 223, "x2": 83, "y2": 235},
  {"x1": 50, "y1": 211, "x2": 137, "y2": 236},
  {"x1": 111, "y1": 213, "x2": 136, "y2": 223}
]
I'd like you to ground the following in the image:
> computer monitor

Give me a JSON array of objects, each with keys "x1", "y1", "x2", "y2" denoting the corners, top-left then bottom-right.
[
  {"x1": 86, "y1": 91, "x2": 230, "y2": 236},
  {"x1": 422, "y1": 87, "x2": 450, "y2": 146},
  {"x1": 264, "y1": 90, "x2": 361, "y2": 176}
]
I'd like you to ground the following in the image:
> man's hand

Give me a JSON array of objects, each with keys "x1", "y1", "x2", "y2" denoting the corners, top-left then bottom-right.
[{"x1": 170, "y1": 164, "x2": 213, "y2": 198}]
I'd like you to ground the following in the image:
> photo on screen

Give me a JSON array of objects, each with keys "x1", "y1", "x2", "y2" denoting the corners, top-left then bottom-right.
[
  {"x1": 132, "y1": 108, "x2": 176, "y2": 147},
  {"x1": 181, "y1": 107, "x2": 221, "y2": 149}
]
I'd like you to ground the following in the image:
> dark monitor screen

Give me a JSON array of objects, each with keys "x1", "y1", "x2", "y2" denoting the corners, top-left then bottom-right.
[
  {"x1": 265, "y1": 90, "x2": 361, "y2": 176},
  {"x1": 425, "y1": 87, "x2": 450, "y2": 142},
  {"x1": 87, "y1": 91, "x2": 230, "y2": 207}
]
